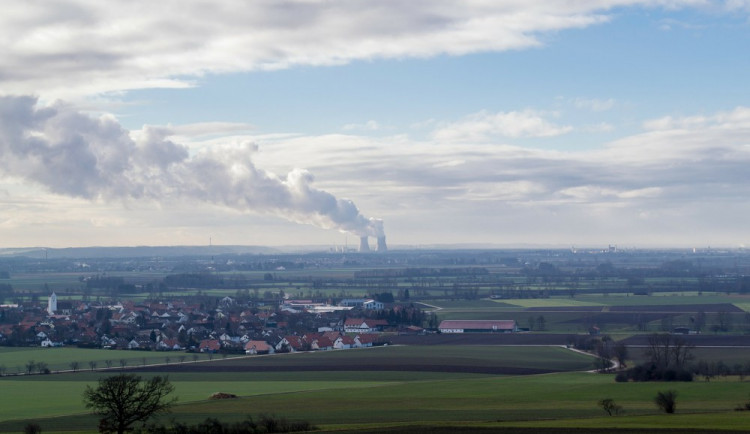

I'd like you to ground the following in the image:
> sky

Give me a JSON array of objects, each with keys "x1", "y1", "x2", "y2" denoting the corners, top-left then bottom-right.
[{"x1": 1, "y1": 0, "x2": 750, "y2": 249}]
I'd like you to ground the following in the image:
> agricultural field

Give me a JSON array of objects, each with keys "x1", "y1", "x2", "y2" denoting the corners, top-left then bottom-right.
[
  {"x1": 0, "y1": 347, "x2": 228, "y2": 374},
  {"x1": 2, "y1": 366, "x2": 748, "y2": 433}
]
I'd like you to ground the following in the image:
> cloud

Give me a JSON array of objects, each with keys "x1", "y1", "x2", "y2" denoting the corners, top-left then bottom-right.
[
  {"x1": 3, "y1": 95, "x2": 749, "y2": 246},
  {"x1": 0, "y1": 96, "x2": 383, "y2": 238},
  {"x1": 0, "y1": 0, "x2": 708, "y2": 99},
  {"x1": 342, "y1": 120, "x2": 381, "y2": 131},
  {"x1": 246, "y1": 105, "x2": 750, "y2": 246},
  {"x1": 572, "y1": 97, "x2": 616, "y2": 112},
  {"x1": 432, "y1": 110, "x2": 573, "y2": 142}
]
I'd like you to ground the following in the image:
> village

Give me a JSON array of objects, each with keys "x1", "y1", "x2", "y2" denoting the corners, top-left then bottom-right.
[{"x1": 0, "y1": 292, "x2": 431, "y2": 355}]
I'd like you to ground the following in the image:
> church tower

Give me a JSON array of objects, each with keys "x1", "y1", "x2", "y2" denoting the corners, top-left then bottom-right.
[{"x1": 47, "y1": 292, "x2": 57, "y2": 315}]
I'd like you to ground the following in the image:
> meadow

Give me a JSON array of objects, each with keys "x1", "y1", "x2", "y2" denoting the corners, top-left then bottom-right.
[
  {"x1": 0, "y1": 347, "x2": 225, "y2": 374},
  {"x1": 3, "y1": 370, "x2": 748, "y2": 433},
  {"x1": 1, "y1": 345, "x2": 748, "y2": 433}
]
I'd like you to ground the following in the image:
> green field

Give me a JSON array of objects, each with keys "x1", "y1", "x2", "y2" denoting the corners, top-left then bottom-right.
[
  {"x1": 0, "y1": 347, "x2": 230, "y2": 374},
  {"x1": 3, "y1": 371, "x2": 747, "y2": 433},
  {"x1": 0, "y1": 345, "x2": 748, "y2": 433}
]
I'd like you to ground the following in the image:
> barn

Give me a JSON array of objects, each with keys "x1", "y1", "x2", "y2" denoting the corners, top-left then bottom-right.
[{"x1": 438, "y1": 320, "x2": 518, "y2": 333}]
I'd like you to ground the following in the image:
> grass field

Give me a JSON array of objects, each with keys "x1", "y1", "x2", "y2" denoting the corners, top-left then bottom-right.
[
  {"x1": 497, "y1": 299, "x2": 605, "y2": 308},
  {"x1": 0, "y1": 347, "x2": 228, "y2": 374},
  {"x1": 0, "y1": 346, "x2": 592, "y2": 427},
  {"x1": 4, "y1": 371, "x2": 747, "y2": 433}
]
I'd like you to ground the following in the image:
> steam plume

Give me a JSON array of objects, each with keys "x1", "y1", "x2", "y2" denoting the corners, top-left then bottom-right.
[{"x1": 0, "y1": 96, "x2": 384, "y2": 239}]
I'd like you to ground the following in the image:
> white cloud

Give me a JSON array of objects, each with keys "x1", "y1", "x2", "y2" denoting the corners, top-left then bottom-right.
[
  {"x1": 2, "y1": 98, "x2": 750, "y2": 246},
  {"x1": 432, "y1": 110, "x2": 573, "y2": 142},
  {"x1": 572, "y1": 97, "x2": 616, "y2": 111},
  {"x1": 0, "y1": 0, "x2": 712, "y2": 99},
  {"x1": 342, "y1": 120, "x2": 381, "y2": 131},
  {"x1": 0, "y1": 96, "x2": 386, "y2": 239}
]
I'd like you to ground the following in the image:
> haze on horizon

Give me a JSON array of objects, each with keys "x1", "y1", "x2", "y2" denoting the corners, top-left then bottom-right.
[{"x1": 1, "y1": 1, "x2": 749, "y2": 249}]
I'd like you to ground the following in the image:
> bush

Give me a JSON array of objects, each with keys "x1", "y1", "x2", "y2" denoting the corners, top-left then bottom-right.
[
  {"x1": 24, "y1": 423, "x2": 42, "y2": 434},
  {"x1": 134, "y1": 415, "x2": 318, "y2": 433},
  {"x1": 735, "y1": 394, "x2": 750, "y2": 412},
  {"x1": 655, "y1": 390, "x2": 678, "y2": 414},
  {"x1": 618, "y1": 364, "x2": 693, "y2": 382}
]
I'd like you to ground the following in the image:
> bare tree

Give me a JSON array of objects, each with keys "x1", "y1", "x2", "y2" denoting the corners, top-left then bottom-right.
[
  {"x1": 25, "y1": 360, "x2": 36, "y2": 374},
  {"x1": 83, "y1": 374, "x2": 176, "y2": 434},
  {"x1": 105, "y1": 360, "x2": 113, "y2": 369},
  {"x1": 598, "y1": 398, "x2": 622, "y2": 416},
  {"x1": 88, "y1": 361, "x2": 97, "y2": 371},
  {"x1": 69, "y1": 361, "x2": 80, "y2": 372},
  {"x1": 613, "y1": 342, "x2": 628, "y2": 368},
  {"x1": 645, "y1": 334, "x2": 693, "y2": 370},
  {"x1": 119, "y1": 359, "x2": 127, "y2": 369},
  {"x1": 36, "y1": 362, "x2": 49, "y2": 374}
]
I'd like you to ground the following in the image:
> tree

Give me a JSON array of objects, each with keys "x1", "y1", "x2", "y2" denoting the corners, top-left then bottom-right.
[
  {"x1": 25, "y1": 360, "x2": 36, "y2": 375},
  {"x1": 88, "y1": 361, "x2": 97, "y2": 371},
  {"x1": 655, "y1": 390, "x2": 677, "y2": 414},
  {"x1": 645, "y1": 334, "x2": 693, "y2": 370},
  {"x1": 536, "y1": 315, "x2": 546, "y2": 331},
  {"x1": 613, "y1": 342, "x2": 628, "y2": 368},
  {"x1": 70, "y1": 361, "x2": 80, "y2": 372},
  {"x1": 598, "y1": 398, "x2": 622, "y2": 416},
  {"x1": 82, "y1": 374, "x2": 176, "y2": 434}
]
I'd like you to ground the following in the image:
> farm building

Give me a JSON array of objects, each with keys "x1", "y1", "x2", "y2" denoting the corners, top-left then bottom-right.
[
  {"x1": 438, "y1": 320, "x2": 518, "y2": 333},
  {"x1": 344, "y1": 318, "x2": 389, "y2": 333}
]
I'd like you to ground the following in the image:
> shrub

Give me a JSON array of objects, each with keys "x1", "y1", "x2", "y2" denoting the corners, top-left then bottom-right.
[
  {"x1": 655, "y1": 390, "x2": 678, "y2": 414},
  {"x1": 23, "y1": 423, "x2": 42, "y2": 434}
]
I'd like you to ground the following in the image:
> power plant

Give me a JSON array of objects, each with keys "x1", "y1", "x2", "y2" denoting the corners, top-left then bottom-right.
[
  {"x1": 359, "y1": 236, "x2": 370, "y2": 252},
  {"x1": 377, "y1": 236, "x2": 387, "y2": 252},
  {"x1": 357, "y1": 235, "x2": 387, "y2": 252}
]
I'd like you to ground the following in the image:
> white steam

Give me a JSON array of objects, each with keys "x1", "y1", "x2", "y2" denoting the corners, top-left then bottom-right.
[{"x1": 0, "y1": 96, "x2": 383, "y2": 239}]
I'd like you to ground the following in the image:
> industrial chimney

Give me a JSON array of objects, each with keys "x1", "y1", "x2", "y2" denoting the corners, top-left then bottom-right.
[
  {"x1": 377, "y1": 236, "x2": 387, "y2": 252},
  {"x1": 358, "y1": 236, "x2": 370, "y2": 252}
]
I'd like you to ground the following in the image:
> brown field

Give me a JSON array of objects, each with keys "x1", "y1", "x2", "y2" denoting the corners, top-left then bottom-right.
[{"x1": 388, "y1": 333, "x2": 576, "y2": 345}]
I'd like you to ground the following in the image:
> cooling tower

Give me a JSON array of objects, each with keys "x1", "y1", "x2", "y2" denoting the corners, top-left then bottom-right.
[
  {"x1": 377, "y1": 236, "x2": 387, "y2": 252},
  {"x1": 359, "y1": 236, "x2": 370, "y2": 252}
]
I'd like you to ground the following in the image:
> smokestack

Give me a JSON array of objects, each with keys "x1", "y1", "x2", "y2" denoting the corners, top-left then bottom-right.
[
  {"x1": 359, "y1": 236, "x2": 370, "y2": 252},
  {"x1": 377, "y1": 236, "x2": 387, "y2": 252}
]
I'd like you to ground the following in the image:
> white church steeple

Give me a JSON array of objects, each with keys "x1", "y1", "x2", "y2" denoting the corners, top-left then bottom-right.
[{"x1": 47, "y1": 292, "x2": 57, "y2": 315}]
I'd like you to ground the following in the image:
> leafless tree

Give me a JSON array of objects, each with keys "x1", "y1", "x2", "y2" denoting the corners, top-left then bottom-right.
[
  {"x1": 598, "y1": 398, "x2": 622, "y2": 416},
  {"x1": 645, "y1": 334, "x2": 693, "y2": 370},
  {"x1": 83, "y1": 374, "x2": 176, "y2": 434}
]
